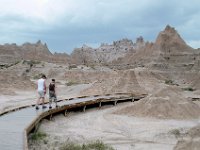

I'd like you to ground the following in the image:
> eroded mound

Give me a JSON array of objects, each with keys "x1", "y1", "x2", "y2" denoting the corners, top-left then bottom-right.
[
  {"x1": 0, "y1": 70, "x2": 34, "y2": 94},
  {"x1": 80, "y1": 70, "x2": 146, "y2": 95},
  {"x1": 115, "y1": 87, "x2": 200, "y2": 119}
]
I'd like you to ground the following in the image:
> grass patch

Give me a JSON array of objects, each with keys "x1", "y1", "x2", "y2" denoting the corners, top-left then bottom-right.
[
  {"x1": 30, "y1": 132, "x2": 47, "y2": 141},
  {"x1": 60, "y1": 140, "x2": 114, "y2": 150},
  {"x1": 87, "y1": 140, "x2": 114, "y2": 150}
]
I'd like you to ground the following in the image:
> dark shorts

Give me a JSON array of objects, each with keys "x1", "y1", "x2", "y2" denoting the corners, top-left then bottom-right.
[{"x1": 49, "y1": 91, "x2": 57, "y2": 102}]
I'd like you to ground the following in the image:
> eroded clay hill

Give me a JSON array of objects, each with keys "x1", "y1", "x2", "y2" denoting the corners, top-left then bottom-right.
[
  {"x1": 112, "y1": 68, "x2": 200, "y2": 120},
  {"x1": 115, "y1": 86, "x2": 200, "y2": 119},
  {"x1": 79, "y1": 70, "x2": 146, "y2": 95},
  {"x1": 0, "y1": 70, "x2": 34, "y2": 95}
]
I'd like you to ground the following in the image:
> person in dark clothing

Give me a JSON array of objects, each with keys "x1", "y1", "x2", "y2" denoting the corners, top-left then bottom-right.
[{"x1": 48, "y1": 79, "x2": 58, "y2": 109}]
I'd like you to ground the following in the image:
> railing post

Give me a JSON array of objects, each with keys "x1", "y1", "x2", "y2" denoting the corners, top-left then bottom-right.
[
  {"x1": 99, "y1": 102, "x2": 102, "y2": 108},
  {"x1": 64, "y1": 109, "x2": 68, "y2": 117},
  {"x1": 83, "y1": 105, "x2": 86, "y2": 112},
  {"x1": 49, "y1": 114, "x2": 53, "y2": 121}
]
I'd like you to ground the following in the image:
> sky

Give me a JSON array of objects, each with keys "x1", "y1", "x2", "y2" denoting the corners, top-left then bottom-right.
[{"x1": 0, "y1": 0, "x2": 200, "y2": 54}]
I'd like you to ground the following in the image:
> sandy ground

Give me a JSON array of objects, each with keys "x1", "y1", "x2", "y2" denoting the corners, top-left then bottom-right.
[{"x1": 31, "y1": 102, "x2": 200, "y2": 150}]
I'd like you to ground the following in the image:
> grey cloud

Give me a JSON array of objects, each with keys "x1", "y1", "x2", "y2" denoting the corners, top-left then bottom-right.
[{"x1": 1, "y1": 0, "x2": 200, "y2": 52}]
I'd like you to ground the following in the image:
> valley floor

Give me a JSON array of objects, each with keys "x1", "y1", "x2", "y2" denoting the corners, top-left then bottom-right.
[{"x1": 29, "y1": 102, "x2": 200, "y2": 150}]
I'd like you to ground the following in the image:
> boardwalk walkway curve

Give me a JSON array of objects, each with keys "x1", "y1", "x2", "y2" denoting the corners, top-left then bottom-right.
[{"x1": 0, "y1": 93, "x2": 146, "y2": 150}]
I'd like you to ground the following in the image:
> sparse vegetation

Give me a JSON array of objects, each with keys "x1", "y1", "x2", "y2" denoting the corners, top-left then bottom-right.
[
  {"x1": 60, "y1": 140, "x2": 114, "y2": 150},
  {"x1": 29, "y1": 132, "x2": 47, "y2": 141}
]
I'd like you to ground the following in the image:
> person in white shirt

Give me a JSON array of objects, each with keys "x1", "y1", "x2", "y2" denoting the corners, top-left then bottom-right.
[{"x1": 36, "y1": 74, "x2": 47, "y2": 110}]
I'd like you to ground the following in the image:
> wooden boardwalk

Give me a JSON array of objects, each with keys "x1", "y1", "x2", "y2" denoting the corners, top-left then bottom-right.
[{"x1": 0, "y1": 93, "x2": 146, "y2": 150}]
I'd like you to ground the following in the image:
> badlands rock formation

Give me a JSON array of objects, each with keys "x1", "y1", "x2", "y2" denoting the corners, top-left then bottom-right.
[
  {"x1": 0, "y1": 40, "x2": 70, "y2": 65},
  {"x1": 70, "y1": 38, "x2": 145, "y2": 65},
  {"x1": 114, "y1": 25, "x2": 200, "y2": 70}
]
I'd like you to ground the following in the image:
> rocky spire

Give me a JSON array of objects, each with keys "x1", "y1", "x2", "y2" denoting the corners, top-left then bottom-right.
[{"x1": 154, "y1": 25, "x2": 192, "y2": 51}]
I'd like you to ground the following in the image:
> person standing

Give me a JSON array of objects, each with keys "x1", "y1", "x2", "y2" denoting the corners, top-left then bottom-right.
[
  {"x1": 49, "y1": 79, "x2": 58, "y2": 109},
  {"x1": 36, "y1": 74, "x2": 47, "y2": 110}
]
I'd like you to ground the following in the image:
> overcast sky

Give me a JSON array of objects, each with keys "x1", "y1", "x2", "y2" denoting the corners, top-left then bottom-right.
[{"x1": 0, "y1": 0, "x2": 200, "y2": 54}]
